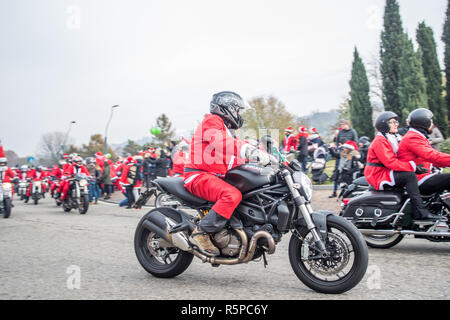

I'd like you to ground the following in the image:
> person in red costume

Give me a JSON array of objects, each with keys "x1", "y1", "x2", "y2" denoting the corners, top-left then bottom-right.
[
  {"x1": 172, "y1": 142, "x2": 190, "y2": 177},
  {"x1": 183, "y1": 91, "x2": 274, "y2": 257},
  {"x1": 282, "y1": 127, "x2": 297, "y2": 153},
  {"x1": 0, "y1": 144, "x2": 16, "y2": 199},
  {"x1": 26, "y1": 166, "x2": 48, "y2": 198},
  {"x1": 49, "y1": 163, "x2": 63, "y2": 197},
  {"x1": 397, "y1": 108, "x2": 450, "y2": 196},
  {"x1": 120, "y1": 156, "x2": 138, "y2": 208},
  {"x1": 364, "y1": 111, "x2": 439, "y2": 221},
  {"x1": 61, "y1": 156, "x2": 90, "y2": 201}
]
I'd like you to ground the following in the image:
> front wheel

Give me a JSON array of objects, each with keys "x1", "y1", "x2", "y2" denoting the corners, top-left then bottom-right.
[
  {"x1": 3, "y1": 198, "x2": 11, "y2": 219},
  {"x1": 79, "y1": 194, "x2": 89, "y2": 214},
  {"x1": 289, "y1": 214, "x2": 368, "y2": 294}
]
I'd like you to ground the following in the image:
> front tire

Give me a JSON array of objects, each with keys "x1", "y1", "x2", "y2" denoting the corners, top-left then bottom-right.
[
  {"x1": 289, "y1": 214, "x2": 368, "y2": 294},
  {"x1": 3, "y1": 198, "x2": 11, "y2": 219},
  {"x1": 134, "y1": 210, "x2": 193, "y2": 278},
  {"x1": 79, "y1": 194, "x2": 89, "y2": 214}
]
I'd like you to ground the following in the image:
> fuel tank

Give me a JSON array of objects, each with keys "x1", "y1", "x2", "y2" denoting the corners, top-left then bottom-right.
[{"x1": 224, "y1": 164, "x2": 276, "y2": 194}]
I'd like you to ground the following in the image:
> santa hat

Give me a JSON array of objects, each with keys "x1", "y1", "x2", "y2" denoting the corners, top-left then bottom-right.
[
  {"x1": 95, "y1": 152, "x2": 103, "y2": 157},
  {"x1": 0, "y1": 144, "x2": 6, "y2": 163},
  {"x1": 342, "y1": 141, "x2": 358, "y2": 151},
  {"x1": 298, "y1": 126, "x2": 307, "y2": 133},
  {"x1": 63, "y1": 153, "x2": 69, "y2": 159},
  {"x1": 309, "y1": 127, "x2": 317, "y2": 134},
  {"x1": 126, "y1": 156, "x2": 136, "y2": 164},
  {"x1": 285, "y1": 127, "x2": 293, "y2": 133}
]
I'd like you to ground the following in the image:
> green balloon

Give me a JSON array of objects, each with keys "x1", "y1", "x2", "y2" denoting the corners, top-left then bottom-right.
[
  {"x1": 154, "y1": 127, "x2": 162, "y2": 135},
  {"x1": 106, "y1": 153, "x2": 111, "y2": 159}
]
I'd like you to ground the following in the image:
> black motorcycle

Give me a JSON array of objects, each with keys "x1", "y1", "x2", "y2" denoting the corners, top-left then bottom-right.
[
  {"x1": 339, "y1": 176, "x2": 450, "y2": 248},
  {"x1": 62, "y1": 174, "x2": 89, "y2": 214},
  {"x1": 133, "y1": 159, "x2": 368, "y2": 294}
]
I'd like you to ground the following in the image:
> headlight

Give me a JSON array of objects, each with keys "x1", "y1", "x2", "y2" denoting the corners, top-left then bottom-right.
[
  {"x1": 2, "y1": 183, "x2": 12, "y2": 191},
  {"x1": 34, "y1": 181, "x2": 41, "y2": 186},
  {"x1": 79, "y1": 180, "x2": 87, "y2": 187},
  {"x1": 293, "y1": 171, "x2": 313, "y2": 201}
]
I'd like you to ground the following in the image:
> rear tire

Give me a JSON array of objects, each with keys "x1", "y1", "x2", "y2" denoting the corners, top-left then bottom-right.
[
  {"x1": 364, "y1": 234, "x2": 404, "y2": 249},
  {"x1": 134, "y1": 210, "x2": 193, "y2": 278}
]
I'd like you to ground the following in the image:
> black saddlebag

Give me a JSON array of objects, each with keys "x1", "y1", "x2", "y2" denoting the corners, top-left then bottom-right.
[{"x1": 342, "y1": 191, "x2": 403, "y2": 224}]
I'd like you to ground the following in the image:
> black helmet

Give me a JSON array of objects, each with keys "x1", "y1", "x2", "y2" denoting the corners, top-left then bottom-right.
[
  {"x1": 408, "y1": 108, "x2": 433, "y2": 132},
  {"x1": 375, "y1": 111, "x2": 398, "y2": 134},
  {"x1": 210, "y1": 91, "x2": 247, "y2": 129},
  {"x1": 358, "y1": 136, "x2": 370, "y2": 146}
]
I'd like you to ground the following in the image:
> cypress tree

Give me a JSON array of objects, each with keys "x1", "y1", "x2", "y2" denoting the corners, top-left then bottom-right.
[
  {"x1": 381, "y1": 0, "x2": 405, "y2": 122},
  {"x1": 417, "y1": 22, "x2": 448, "y2": 137},
  {"x1": 442, "y1": 0, "x2": 450, "y2": 136},
  {"x1": 349, "y1": 47, "x2": 374, "y2": 139},
  {"x1": 398, "y1": 34, "x2": 428, "y2": 121}
]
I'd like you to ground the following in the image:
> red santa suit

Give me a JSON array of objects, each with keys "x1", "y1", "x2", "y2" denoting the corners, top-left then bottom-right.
[
  {"x1": 283, "y1": 128, "x2": 296, "y2": 153},
  {"x1": 61, "y1": 164, "x2": 90, "y2": 200},
  {"x1": 397, "y1": 128, "x2": 450, "y2": 185},
  {"x1": 183, "y1": 114, "x2": 250, "y2": 219},
  {"x1": 26, "y1": 169, "x2": 48, "y2": 196},
  {"x1": 172, "y1": 150, "x2": 188, "y2": 177},
  {"x1": 364, "y1": 133, "x2": 416, "y2": 190}
]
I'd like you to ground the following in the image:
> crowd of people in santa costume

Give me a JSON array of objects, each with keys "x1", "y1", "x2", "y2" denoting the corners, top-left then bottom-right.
[{"x1": 0, "y1": 139, "x2": 191, "y2": 210}]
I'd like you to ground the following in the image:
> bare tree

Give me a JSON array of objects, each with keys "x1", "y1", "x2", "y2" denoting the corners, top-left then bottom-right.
[
  {"x1": 367, "y1": 52, "x2": 385, "y2": 107},
  {"x1": 36, "y1": 132, "x2": 70, "y2": 165}
]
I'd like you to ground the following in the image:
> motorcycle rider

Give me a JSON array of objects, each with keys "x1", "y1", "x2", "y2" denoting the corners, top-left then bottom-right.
[
  {"x1": 61, "y1": 156, "x2": 90, "y2": 203},
  {"x1": 364, "y1": 111, "x2": 439, "y2": 221},
  {"x1": 26, "y1": 166, "x2": 48, "y2": 199},
  {"x1": 49, "y1": 162, "x2": 63, "y2": 197},
  {"x1": 172, "y1": 142, "x2": 190, "y2": 177},
  {"x1": 183, "y1": 91, "x2": 274, "y2": 257},
  {"x1": 397, "y1": 108, "x2": 450, "y2": 196},
  {"x1": 0, "y1": 145, "x2": 16, "y2": 198}
]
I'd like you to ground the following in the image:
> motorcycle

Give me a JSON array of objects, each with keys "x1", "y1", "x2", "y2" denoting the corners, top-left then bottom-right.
[
  {"x1": 339, "y1": 174, "x2": 450, "y2": 248},
  {"x1": 17, "y1": 178, "x2": 29, "y2": 201},
  {"x1": 0, "y1": 181, "x2": 13, "y2": 218},
  {"x1": 133, "y1": 159, "x2": 369, "y2": 294},
  {"x1": 62, "y1": 174, "x2": 89, "y2": 214},
  {"x1": 31, "y1": 180, "x2": 44, "y2": 205}
]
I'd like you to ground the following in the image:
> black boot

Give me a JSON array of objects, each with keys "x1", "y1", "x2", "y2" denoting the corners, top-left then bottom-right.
[
  {"x1": 328, "y1": 192, "x2": 337, "y2": 198},
  {"x1": 414, "y1": 208, "x2": 441, "y2": 221}
]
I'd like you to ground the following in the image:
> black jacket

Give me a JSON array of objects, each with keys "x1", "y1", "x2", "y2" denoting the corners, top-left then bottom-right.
[{"x1": 336, "y1": 128, "x2": 358, "y2": 145}]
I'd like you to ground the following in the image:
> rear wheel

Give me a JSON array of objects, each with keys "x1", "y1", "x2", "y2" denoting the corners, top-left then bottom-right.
[
  {"x1": 364, "y1": 234, "x2": 404, "y2": 249},
  {"x1": 289, "y1": 214, "x2": 368, "y2": 294},
  {"x1": 134, "y1": 211, "x2": 193, "y2": 278}
]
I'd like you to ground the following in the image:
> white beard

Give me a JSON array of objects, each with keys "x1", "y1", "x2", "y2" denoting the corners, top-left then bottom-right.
[{"x1": 386, "y1": 133, "x2": 401, "y2": 154}]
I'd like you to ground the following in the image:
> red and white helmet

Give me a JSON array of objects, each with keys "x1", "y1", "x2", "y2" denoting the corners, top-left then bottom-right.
[{"x1": 72, "y1": 155, "x2": 83, "y2": 166}]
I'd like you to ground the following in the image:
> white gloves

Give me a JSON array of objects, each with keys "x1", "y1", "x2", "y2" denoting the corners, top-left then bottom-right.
[{"x1": 245, "y1": 145, "x2": 271, "y2": 166}]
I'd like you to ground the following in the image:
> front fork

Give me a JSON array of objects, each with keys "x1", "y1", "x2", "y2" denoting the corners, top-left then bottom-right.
[{"x1": 283, "y1": 170, "x2": 327, "y2": 253}]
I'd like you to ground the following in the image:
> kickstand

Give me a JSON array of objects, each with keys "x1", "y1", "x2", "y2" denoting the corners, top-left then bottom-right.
[{"x1": 262, "y1": 251, "x2": 268, "y2": 268}]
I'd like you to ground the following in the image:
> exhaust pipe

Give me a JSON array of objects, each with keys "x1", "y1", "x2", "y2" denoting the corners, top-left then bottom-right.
[
  {"x1": 142, "y1": 211, "x2": 192, "y2": 252},
  {"x1": 143, "y1": 211, "x2": 277, "y2": 265},
  {"x1": 359, "y1": 229, "x2": 450, "y2": 237}
]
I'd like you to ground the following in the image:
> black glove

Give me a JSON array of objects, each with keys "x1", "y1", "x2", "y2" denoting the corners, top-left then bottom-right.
[{"x1": 415, "y1": 164, "x2": 429, "y2": 175}]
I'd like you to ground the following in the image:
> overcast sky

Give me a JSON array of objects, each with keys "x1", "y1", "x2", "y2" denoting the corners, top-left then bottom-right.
[{"x1": 0, "y1": 0, "x2": 447, "y2": 157}]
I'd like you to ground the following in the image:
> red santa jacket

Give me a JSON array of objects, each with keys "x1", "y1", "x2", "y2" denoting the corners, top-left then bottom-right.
[
  {"x1": 51, "y1": 166, "x2": 62, "y2": 179},
  {"x1": 283, "y1": 134, "x2": 297, "y2": 153},
  {"x1": 364, "y1": 133, "x2": 416, "y2": 190},
  {"x1": 0, "y1": 167, "x2": 16, "y2": 183},
  {"x1": 397, "y1": 128, "x2": 450, "y2": 185},
  {"x1": 28, "y1": 169, "x2": 48, "y2": 181},
  {"x1": 63, "y1": 165, "x2": 90, "y2": 177},
  {"x1": 172, "y1": 150, "x2": 188, "y2": 175},
  {"x1": 184, "y1": 114, "x2": 249, "y2": 180}
]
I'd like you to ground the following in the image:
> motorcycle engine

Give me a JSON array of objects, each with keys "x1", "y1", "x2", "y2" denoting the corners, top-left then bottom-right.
[{"x1": 213, "y1": 229, "x2": 241, "y2": 257}]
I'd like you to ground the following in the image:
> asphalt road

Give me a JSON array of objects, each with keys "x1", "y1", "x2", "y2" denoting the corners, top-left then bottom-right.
[{"x1": 0, "y1": 193, "x2": 449, "y2": 300}]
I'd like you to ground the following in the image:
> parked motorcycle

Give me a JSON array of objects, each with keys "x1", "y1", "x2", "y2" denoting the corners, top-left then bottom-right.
[
  {"x1": 134, "y1": 159, "x2": 369, "y2": 294},
  {"x1": 0, "y1": 181, "x2": 13, "y2": 218},
  {"x1": 339, "y1": 175, "x2": 450, "y2": 248},
  {"x1": 62, "y1": 174, "x2": 89, "y2": 214}
]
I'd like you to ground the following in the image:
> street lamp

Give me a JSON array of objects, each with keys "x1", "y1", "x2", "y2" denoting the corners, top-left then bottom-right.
[
  {"x1": 61, "y1": 120, "x2": 76, "y2": 156},
  {"x1": 104, "y1": 105, "x2": 119, "y2": 154}
]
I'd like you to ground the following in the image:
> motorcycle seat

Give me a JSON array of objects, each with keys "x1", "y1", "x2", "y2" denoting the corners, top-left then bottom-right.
[
  {"x1": 154, "y1": 177, "x2": 209, "y2": 207},
  {"x1": 353, "y1": 176, "x2": 369, "y2": 187}
]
